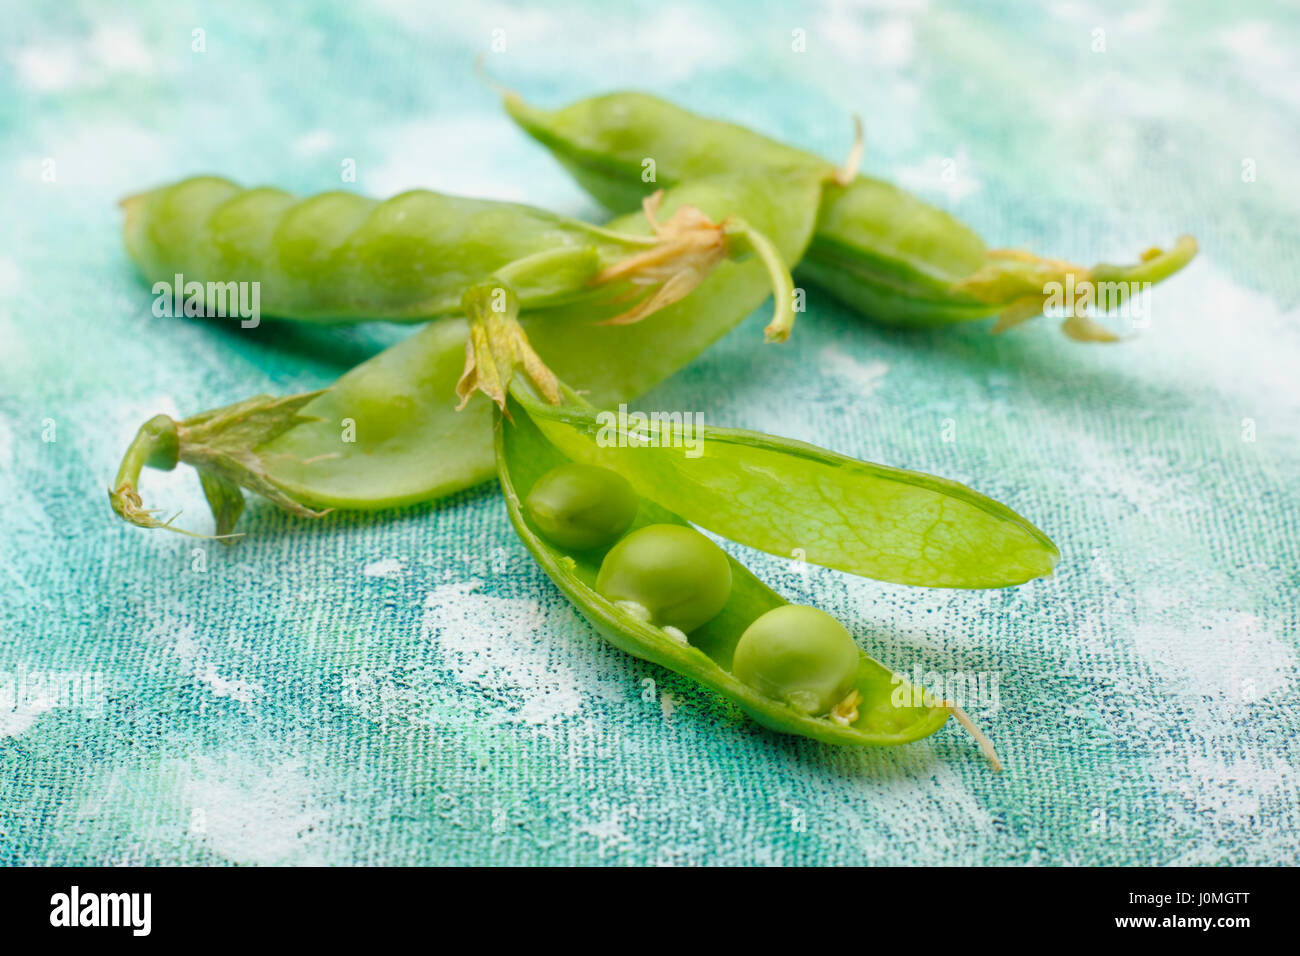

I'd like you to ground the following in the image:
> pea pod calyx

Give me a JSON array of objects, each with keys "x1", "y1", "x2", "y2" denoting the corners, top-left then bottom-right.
[
  {"x1": 454, "y1": 195, "x2": 801, "y2": 413},
  {"x1": 455, "y1": 284, "x2": 560, "y2": 413},
  {"x1": 960, "y1": 234, "x2": 1201, "y2": 341},
  {"x1": 109, "y1": 391, "x2": 329, "y2": 538}
]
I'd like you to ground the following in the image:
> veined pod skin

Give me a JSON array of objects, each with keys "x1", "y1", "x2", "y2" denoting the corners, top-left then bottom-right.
[
  {"x1": 505, "y1": 90, "x2": 1197, "y2": 339},
  {"x1": 110, "y1": 169, "x2": 829, "y2": 534},
  {"x1": 510, "y1": 384, "x2": 1058, "y2": 590}
]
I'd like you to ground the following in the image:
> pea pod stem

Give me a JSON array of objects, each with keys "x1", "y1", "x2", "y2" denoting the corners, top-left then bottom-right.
[
  {"x1": 110, "y1": 414, "x2": 199, "y2": 535},
  {"x1": 722, "y1": 217, "x2": 797, "y2": 342},
  {"x1": 832, "y1": 115, "x2": 865, "y2": 187},
  {"x1": 945, "y1": 702, "x2": 1002, "y2": 771}
]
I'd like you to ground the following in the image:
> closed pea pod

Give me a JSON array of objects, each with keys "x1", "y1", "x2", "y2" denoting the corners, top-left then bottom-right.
[
  {"x1": 110, "y1": 170, "x2": 828, "y2": 535},
  {"x1": 505, "y1": 90, "x2": 1197, "y2": 341},
  {"x1": 123, "y1": 172, "x2": 804, "y2": 342},
  {"x1": 126, "y1": 176, "x2": 699, "y2": 322},
  {"x1": 127, "y1": 177, "x2": 592, "y2": 321}
]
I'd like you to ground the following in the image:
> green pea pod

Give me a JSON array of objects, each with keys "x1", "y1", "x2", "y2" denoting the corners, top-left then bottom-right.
[
  {"x1": 496, "y1": 391, "x2": 999, "y2": 760},
  {"x1": 511, "y1": 386, "x2": 1056, "y2": 589},
  {"x1": 111, "y1": 170, "x2": 828, "y2": 534},
  {"x1": 122, "y1": 174, "x2": 795, "y2": 338},
  {"x1": 126, "y1": 177, "x2": 592, "y2": 320},
  {"x1": 505, "y1": 90, "x2": 1197, "y2": 340}
]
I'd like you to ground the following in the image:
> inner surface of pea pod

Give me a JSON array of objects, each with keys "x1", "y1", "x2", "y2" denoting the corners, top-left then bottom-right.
[
  {"x1": 496, "y1": 392, "x2": 953, "y2": 749},
  {"x1": 510, "y1": 386, "x2": 1058, "y2": 589}
]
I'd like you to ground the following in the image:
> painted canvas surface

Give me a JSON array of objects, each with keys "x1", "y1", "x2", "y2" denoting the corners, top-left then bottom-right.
[{"x1": 1, "y1": 0, "x2": 1296, "y2": 865}]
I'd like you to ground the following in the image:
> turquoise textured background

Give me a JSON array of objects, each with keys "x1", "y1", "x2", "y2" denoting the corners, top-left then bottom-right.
[{"x1": 2, "y1": 0, "x2": 1297, "y2": 865}]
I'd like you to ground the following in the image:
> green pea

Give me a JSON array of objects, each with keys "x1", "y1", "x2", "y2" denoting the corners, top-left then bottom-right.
[
  {"x1": 595, "y1": 524, "x2": 731, "y2": 633},
  {"x1": 524, "y1": 463, "x2": 639, "y2": 550},
  {"x1": 732, "y1": 605, "x2": 860, "y2": 717}
]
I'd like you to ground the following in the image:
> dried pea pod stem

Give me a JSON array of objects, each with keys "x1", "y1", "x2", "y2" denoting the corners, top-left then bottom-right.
[
  {"x1": 110, "y1": 394, "x2": 328, "y2": 537},
  {"x1": 504, "y1": 90, "x2": 1197, "y2": 340}
]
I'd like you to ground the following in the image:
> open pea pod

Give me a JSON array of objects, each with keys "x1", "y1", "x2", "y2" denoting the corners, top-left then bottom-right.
[
  {"x1": 111, "y1": 170, "x2": 828, "y2": 533},
  {"x1": 496, "y1": 393, "x2": 965, "y2": 752},
  {"x1": 505, "y1": 90, "x2": 1197, "y2": 340}
]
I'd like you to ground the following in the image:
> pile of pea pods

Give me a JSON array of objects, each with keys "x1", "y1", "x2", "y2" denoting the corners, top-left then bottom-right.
[{"x1": 111, "y1": 89, "x2": 1196, "y2": 764}]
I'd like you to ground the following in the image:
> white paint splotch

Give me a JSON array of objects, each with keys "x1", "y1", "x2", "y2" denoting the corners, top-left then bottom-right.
[
  {"x1": 0, "y1": 694, "x2": 55, "y2": 739},
  {"x1": 182, "y1": 755, "x2": 333, "y2": 865},
  {"x1": 820, "y1": 347, "x2": 890, "y2": 397},
  {"x1": 421, "y1": 578, "x2": 588, "y2": 729},
  {"x1": 362, "y1": 557, "x2": 405, "y2": 579},
  {"x1": 151, "y1": 616, "x2": 262, "y2": 707}
]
